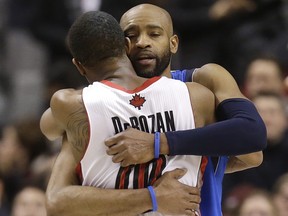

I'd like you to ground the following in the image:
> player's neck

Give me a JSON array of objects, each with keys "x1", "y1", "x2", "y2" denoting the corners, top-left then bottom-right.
[
  {"x1": 92, "y1": 56, "x2": 147, "y2": 89},
  {"x1": 108, "y1": 73, "x2": 147, "y2": 90},
  {"x1": 88, "y1": 56, "x2": 135, "y2": 80}
]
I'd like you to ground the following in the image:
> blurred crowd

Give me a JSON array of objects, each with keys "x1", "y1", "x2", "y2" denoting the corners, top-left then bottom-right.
[{"x1": 0, "y1": 0, "x2": 288, "y2": 216}]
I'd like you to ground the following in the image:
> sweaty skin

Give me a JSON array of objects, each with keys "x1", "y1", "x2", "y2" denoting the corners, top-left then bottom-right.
[{"x1": 105, "y1": 4, "x2": 263, "y2": 171}]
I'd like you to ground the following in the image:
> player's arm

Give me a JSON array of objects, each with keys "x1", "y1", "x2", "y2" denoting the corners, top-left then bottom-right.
[
  {"x1": 40, "y1": 89, "x2": 73, "y2": 141},
  {"x1": 165, "y1": 64, "x2": 265, "y2": 172},
  {"x1": 105, "y1": 64, "x2": 266, "y2": 169},
  {"x1": 185, "y1": 82, "x2": 215, "y2": 128},
  {"x1": 192, "y1": 63, "x2": 265, "y2": 171},
  {"x1": 46, "y1": 136, "x2": 151, "y2": 216},
  {"x1": 165, "y1": 63, "x2": 266, "y2": 156},
  {"x1": 225, "y1": 151, "x2": 263, "y2": 173},
  {"x1": 40, "y1": 107, "x2": 64, "y2": 141},
  {"x1": 40, "y1": 89, "x2": 80, "y2": 140},
  {"x1": 106, "y1": 82, "x2": 215, "y2": 167},
  {"x1": 46, "y1": 136, "x2": 201, "y2": 216}
]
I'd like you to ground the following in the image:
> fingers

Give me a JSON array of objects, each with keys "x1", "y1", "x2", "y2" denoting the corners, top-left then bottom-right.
[
  {"x1": 185, "y1": 209, "x2": 200, "y2": 216},
  {"x1": 104, "y1": 127, "x2": 135, "y2": 147},
  {"x1": 104, "y1": 134, "x2": 118, "y2": 147},
  {"x1": 120, "y1": 159, "x2": 132, "y2": 167},
  {"x1": 184, "y1": 198, "x2": 200, "y2": 215},
  {"x1": 111, "y1": 153, "x2": 123, "y2": 164},
  {"x1": 188, "y1": 197, "x2": 200, "y2": 209},
  {"x1": 181, "y1": 185, "x2": 201, "y2": 213},
  {"x1": 106, "y1": 145, "x2": 125, "y2": 163},
  {"x1": 165, "y1": 168, "x2": 188, "y2": 179},
  {"x1": 189, "y1": 187, "x2": 200, "y2": 196},
  {"x1": 107, "y1": 148, "x2": 133, "y2": 167},
  {"x1": 106, "y1": 144, "x2": 119, "y2": 155},
  {"x1": 106, "y1": 141, "x2": 127, "y2": 156}
]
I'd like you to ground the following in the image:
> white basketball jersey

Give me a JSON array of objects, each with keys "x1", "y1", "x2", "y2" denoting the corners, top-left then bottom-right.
[{"x1": 78, "y1": 76, "x2": 205, "y2": 216}]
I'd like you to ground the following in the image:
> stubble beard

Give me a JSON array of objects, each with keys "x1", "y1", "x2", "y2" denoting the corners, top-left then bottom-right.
[{"x1": 133, "y1": 50, "x2": 171, "y2": 78}]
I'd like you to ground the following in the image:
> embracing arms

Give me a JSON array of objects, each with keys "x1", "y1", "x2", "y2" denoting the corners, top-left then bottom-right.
[
  {"x1": 105, "y1": 64, "x2": 266, "y2": 171},
  {"x1": 46, "y1": 136, "x2": 201, "y2": 216},
  {"x1": 40, "y1": 89, "x2": 78, "y2": 141},
  {"x1": 41, "y1": 89, "x2": 201, "y2": 216},
  {"x1": 46, "y1": 136, "x2": 149, "y2": 216}
]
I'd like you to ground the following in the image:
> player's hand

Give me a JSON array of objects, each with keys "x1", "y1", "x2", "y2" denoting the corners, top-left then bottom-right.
[
  {"x1": 105, "y1": 128, "x2": 154, "y2": 166},
  {"x1": 153, "y1": 168, "x2": 201, "y2": 215}
]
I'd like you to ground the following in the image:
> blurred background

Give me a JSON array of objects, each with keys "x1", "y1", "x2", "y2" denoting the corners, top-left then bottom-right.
[{"x1": 0, "y1": 0, "x2": 288, "y2": 216}]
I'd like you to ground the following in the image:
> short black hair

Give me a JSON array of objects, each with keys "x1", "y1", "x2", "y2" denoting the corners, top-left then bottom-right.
[{"x1": 67, "y1": 11, "x2": 125, "y2": 67}]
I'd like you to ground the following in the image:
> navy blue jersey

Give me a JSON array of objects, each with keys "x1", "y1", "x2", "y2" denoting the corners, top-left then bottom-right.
[{"x1": 171, "y1": 69, "x2": 228, "y2": 216}]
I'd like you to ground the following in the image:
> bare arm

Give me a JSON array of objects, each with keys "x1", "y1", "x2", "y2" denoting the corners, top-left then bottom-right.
[
  {"x1": 46, "y1": 136, "x2": 150, "y2": 216},
  {"x1": 41, "y1": 90, "x2": 153, "y2": 215},
  {"x1": 40, "y1": 108, "x2": 64, "y2": 141},
  {"x1": 192, "y1": 63, "x2": 246, "y2": 105},
  {"x1": 42, "y1": 90, "x2": 201, "y2": 215},
  {"x1": 193, "y1": 63, "x2": 264, "y2": 172},
  {"x1": 105, "y1": 64, "x2": 265, "y2": 172},
  {"x1": 225, "y1": 151, "x2": 263, "y2": 173},
  {"x1": 46, "y1": 136, "x2": 201, "y2": 216},
  {"x1": 185, "y1": 82, "x2": 216, "y2": 127},
  {"x1": 40, "y1": 89, "x2": 78, "y2": 141}
]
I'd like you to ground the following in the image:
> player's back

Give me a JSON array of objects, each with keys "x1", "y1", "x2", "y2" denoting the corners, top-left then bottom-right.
[{"x1": 78, "y1": 76, "x2": 206, "y2": 190}]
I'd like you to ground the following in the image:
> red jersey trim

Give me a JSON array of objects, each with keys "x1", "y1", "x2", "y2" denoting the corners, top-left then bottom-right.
[
  {"x1": 100, "y1": 76, "x2": 161, "y2": 93},
  {"x1": 201, "y1": 156, "x2": 208, "y2": 176},
  {"x1": 75, "y1": 163, "x2": 83, "y2": 183}
]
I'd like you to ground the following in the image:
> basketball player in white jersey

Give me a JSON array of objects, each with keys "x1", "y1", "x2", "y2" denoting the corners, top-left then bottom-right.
[
  {"x1": 41, "y1": 11, "x2": 215, "y2": 215},
  {"x1": 78, "y1": 76, "x2": 207, "y2": 192}
]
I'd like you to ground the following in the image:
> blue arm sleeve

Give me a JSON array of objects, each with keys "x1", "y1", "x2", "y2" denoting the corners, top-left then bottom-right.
[{"x1": 165, "y1": 98, "x2": 267, "y2": 156}]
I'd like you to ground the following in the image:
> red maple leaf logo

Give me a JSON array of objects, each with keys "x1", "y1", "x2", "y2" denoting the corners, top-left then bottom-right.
[{"x1": 129, "y1": 93, "x2": 146, "y2": 110}]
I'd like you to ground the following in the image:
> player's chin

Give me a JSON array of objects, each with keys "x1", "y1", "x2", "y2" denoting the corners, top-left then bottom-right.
[
  {"x1": 136, "y1": 69, "x2": 157, "y2": 78},
  {"x1": 134, "y1": 64, "x2": 157, "y2": 78}
]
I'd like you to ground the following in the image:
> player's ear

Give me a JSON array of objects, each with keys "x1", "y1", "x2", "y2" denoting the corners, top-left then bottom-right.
[
  {"x1": 72, "y1": 58, "x2": 86, "y2": 76},
  {"x1": 125, "y1": 37, "x2": 132, "y2": 54},
  {"x1": 170, "y1": 34, "x2": 179, "y2": 54}
]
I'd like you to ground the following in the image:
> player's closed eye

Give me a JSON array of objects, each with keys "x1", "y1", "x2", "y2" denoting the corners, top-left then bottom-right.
[
  {"x1": 150, "y1": 32, "x2": 161, "y2": 37},
  {"x1": 125, "y1": 32, "x2": 138, "y2": 39}
]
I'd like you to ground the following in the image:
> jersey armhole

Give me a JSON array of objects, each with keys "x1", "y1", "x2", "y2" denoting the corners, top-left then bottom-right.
[{"x1": 185, "y1": 69, "x2": 196, "y2": 82}]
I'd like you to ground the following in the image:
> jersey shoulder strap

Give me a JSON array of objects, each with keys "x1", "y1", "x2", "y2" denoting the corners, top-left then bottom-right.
[
  {"x1": 185, "y1": 69, "x2": 195, "y2": 82},
  {"x1": 170, "y1": 69, "x2": 196, "y2": 82}
]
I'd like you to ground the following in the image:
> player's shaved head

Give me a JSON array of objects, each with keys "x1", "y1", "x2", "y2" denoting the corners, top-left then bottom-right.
[
  {"x1": 120, "y1": 4, "x2": 178, "y2": 78},
  {"x1": 120, "y1": 4, "x2": 174, "y2": 37}
]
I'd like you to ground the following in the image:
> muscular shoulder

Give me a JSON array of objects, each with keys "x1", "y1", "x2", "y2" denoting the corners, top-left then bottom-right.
[
  {"x1": 50, "y1": 88, "x2": 83, "y2": 124},
  {"x1": 51, "y1": 88, "x2": 81, "y2": 103},
  {"x1": 185, "y1": 82, "x2": 215, "y2": 127},
  {"x1": 185, "y1": 82, "x2": 214, "y2": 100},
  {"x1": 194, "y1": 63, "x2": 228, "y2": 76},
  {"x1": 193, "y1": 63, "x2": 232, "y2": 88},
  {"x1": 51, "y1": 89, "x2": 82, "y2": 108},
  {"x1": 193, "y1": 63, "x2": 246, "y2": 105}
]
